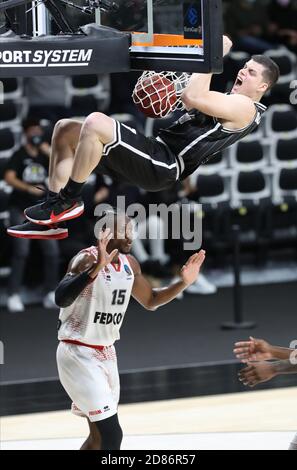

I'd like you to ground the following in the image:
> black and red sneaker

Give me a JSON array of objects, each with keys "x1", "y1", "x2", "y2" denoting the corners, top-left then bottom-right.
[
  {"x1": 7, "y1": 221, "x2": 68, "y2": 240},
  {"x1": 24, "y1": 191, "x2": 84, "y2": 225}
]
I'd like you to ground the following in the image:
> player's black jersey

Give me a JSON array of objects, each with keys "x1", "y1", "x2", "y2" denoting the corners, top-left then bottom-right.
[{"x1": 157, "y1": 101, "x2": 267, "y2": 179}]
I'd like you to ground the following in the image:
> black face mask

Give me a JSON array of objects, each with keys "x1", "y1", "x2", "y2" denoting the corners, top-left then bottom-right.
[{"x1": 29, "y1": 135, "x2": 44, "y2": 147}]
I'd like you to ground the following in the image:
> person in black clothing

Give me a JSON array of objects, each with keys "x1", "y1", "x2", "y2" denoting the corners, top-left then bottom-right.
[
  {"x1": 267, "y1": 0, "x2": 297, "y2": 53},
  {"x1": 5, "y1": 117, "x2": 60, "y2": 312},
  {"x1": 8, "y1": 37, "x2": 280, "y2": 240}
]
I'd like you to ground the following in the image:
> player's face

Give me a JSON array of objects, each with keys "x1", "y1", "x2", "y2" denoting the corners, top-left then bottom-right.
[
  {"x1": 110, "y1": 217, "x2": 134, "y2": 254},
  {"x1": 231, "y1": 60, "x2": 269, "y2": 97}
]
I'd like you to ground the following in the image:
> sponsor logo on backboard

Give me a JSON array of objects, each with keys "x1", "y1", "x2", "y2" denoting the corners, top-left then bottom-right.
[
  {"x1": 0, "y1": 49, "x2": 93, "y2": 68},
  {"x1": 183, "y1": 1, "x2": 203, "y2": 40}
]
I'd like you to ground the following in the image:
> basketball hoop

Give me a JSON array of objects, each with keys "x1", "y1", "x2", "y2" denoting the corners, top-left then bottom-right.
[{"x1": 132, "y1": 70, "x2": 191, "y2": 118}]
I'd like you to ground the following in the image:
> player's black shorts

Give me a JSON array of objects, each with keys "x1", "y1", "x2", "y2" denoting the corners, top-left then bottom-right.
[{"x1": 95, "y1": 120, "x2": 184, "y2": 191}]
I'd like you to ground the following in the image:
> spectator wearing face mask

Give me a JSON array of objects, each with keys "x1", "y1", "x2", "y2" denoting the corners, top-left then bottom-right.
[{"x1": 4, "y1": 117, "x2": 60, "y2": 312}]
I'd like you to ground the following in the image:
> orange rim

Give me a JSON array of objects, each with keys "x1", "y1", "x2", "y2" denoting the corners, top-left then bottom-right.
[{"x1": 132, "y1": 33, "x2": 203, "y2": 47}]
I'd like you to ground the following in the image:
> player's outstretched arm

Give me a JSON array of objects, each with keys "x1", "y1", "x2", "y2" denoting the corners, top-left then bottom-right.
[
  {"x1": 55, "y1": 229, "x2": 118, "y2": 308},
  {"x1": 238, "y1": 359, "x2": 297, "y2": 388},
  {"x1": 128, "y1": 251, "x2": 206, "y2": 311},
  {"x1": 233, "y1": 337, "x2": 295, "y2": 363}
]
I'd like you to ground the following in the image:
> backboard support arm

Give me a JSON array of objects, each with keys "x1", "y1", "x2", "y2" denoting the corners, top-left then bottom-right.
[{"x1": 131, "y1": 0, "x2": 153, "y2": 46}]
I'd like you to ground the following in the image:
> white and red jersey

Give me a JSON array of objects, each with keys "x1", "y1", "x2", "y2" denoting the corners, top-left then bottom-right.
[{"x1": 58, "y1": 246, "x2": 134, "y2": 346}]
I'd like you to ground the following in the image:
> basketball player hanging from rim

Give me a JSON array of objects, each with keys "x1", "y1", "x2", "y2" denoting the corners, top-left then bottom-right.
[
  {"x1": 8, "y1": 35, "x2": 280, "y2": 239},
  {"x1": 55, "y1": 210, "x2": 206, "y2": 450}
]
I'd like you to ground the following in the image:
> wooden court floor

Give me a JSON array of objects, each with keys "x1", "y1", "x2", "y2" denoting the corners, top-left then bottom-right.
[{"x1": 2, "y1": 387, "x2": 296, "y2": 443}]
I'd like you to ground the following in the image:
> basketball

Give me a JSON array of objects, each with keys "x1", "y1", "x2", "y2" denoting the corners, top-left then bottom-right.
[{"x1": 132, "y1": 74, "x2": 177, "y2": 118}]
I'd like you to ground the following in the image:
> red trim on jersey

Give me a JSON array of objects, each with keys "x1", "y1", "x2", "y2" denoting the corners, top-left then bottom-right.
[
  {"x1": 111, "y1": 257, "x2": 121, "y2": 272},
  {"x1": 62, "y1": 339, "x2": 107, "y2": 351}
]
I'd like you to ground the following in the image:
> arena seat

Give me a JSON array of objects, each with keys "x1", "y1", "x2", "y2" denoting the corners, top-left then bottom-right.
[
  {"x1": 270, "y1": 136, "x2": 297, "y2": 169},
  {"x1": 272, "y1": 168, "x2": 297, "y2": 203},
  {"x1": 263, "y1": 81, "x2": 294, "y2": 107},
  {"x1": 191, "y1": 173, "x2": 231, "y2": 258},
  {"x1": 229, "y1": 136, "x2": 268, "y2": 172},
  {"x1": 0, "y1": 101, "x2": 21, "y2": 129},
  {"x1": 0, "y1": 77, "x2": 23, "y2": 101},
  {"x1": 231, "y1": 170, "x2": 271, "y2": 207},
  {"x1": 0, "y1": 128, "x2": 19, "y2": 159},
  {"x1": 198, "y1": 151, "x2": 228, "y2": 175},
  {"x1": 268, "y1": 168, "x2": 297, "y2": 249},
  {"x1": 265, "y1": 105, "x2": 297, "y2": 138},
  {"x1": 264, "y1": 48, "x2": 296, "y2": 84},
  {"x1": 66, "y1": 74, "x2": 111, "y2": 112}
]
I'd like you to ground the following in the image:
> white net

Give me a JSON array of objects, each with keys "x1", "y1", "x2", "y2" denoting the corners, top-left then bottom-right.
[{"x1": 132, "y1": 70, "x2": 191, "y2": 118}]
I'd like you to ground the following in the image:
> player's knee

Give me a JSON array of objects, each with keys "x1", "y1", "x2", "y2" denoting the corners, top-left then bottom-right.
[
  {"x1": 94, "y1": 414, "x2": 123, "y2": 450},
  {"x1": 53, "y1": 119, "x2": 79, "y2": 141},
  {"x1": 83, "y1": 112, "x2": 112, "y2": 138},
  {"x1": 53, "y1": 119, "x2": 71, "y2": 137}
]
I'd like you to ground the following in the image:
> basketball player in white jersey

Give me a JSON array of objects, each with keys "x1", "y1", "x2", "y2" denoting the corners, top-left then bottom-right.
[
  {"x1": 8, "y1": 35, "x2": 280, "y2": 239},
  {"x1": 55, "y1": 210, "x2": 206, "y2": 450},
  {"x1": 234, "y1": 336, "x2": 297, "y2": 450}
]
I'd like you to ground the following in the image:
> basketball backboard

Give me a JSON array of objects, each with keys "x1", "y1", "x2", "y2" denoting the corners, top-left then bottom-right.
[
  {"x1": 0, "y1": 0, "x2": 223, "y2": 76},
  {"x1": 100, "y1": 0, "x2": 223, "y2": 73}
]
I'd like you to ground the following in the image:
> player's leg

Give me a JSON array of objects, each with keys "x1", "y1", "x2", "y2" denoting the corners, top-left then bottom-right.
[
  {"x1": 94, "y1": 414, "x2": 123, "y2": 450},
  {"x1": 70, "y1": 112, "x2": 114, "y2": 184},
  {"x1": 49, "y1": 119, "x2": 83, "y2": 193},
  {"x1": 81, "y1": 415, "x2": 123, "y2": 450},
  {"x1": 80, "y1": 419, "x2": 102, "y2": 450},
  {"x1": 22, "y1": 114, "x2": 178, "y2": 229},
  {"x1": 6, "y1": 119, "x2": 83, "y2": 239},
  {"x1": 24, "y1": 112, "x2": 114, "y2": 226},
  {"x1": 57, "y1": 342, "x2": 122, "y2": 450},
  {"x1": 92, "y1": 346, "x2": 123, "y2": 450}
]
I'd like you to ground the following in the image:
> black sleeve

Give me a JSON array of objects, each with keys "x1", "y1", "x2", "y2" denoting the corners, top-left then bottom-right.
[
  {"x1": 5, "y1": 150, "x2": 22, "y2": 174},
  {"x1": 55, "y1": 271, "x2": 93, "y2": 308}
]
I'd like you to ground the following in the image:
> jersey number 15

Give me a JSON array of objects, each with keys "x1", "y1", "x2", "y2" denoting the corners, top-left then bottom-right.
[{"x1": 111, "y1": 289, "x2": 127, "y2": 305}]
